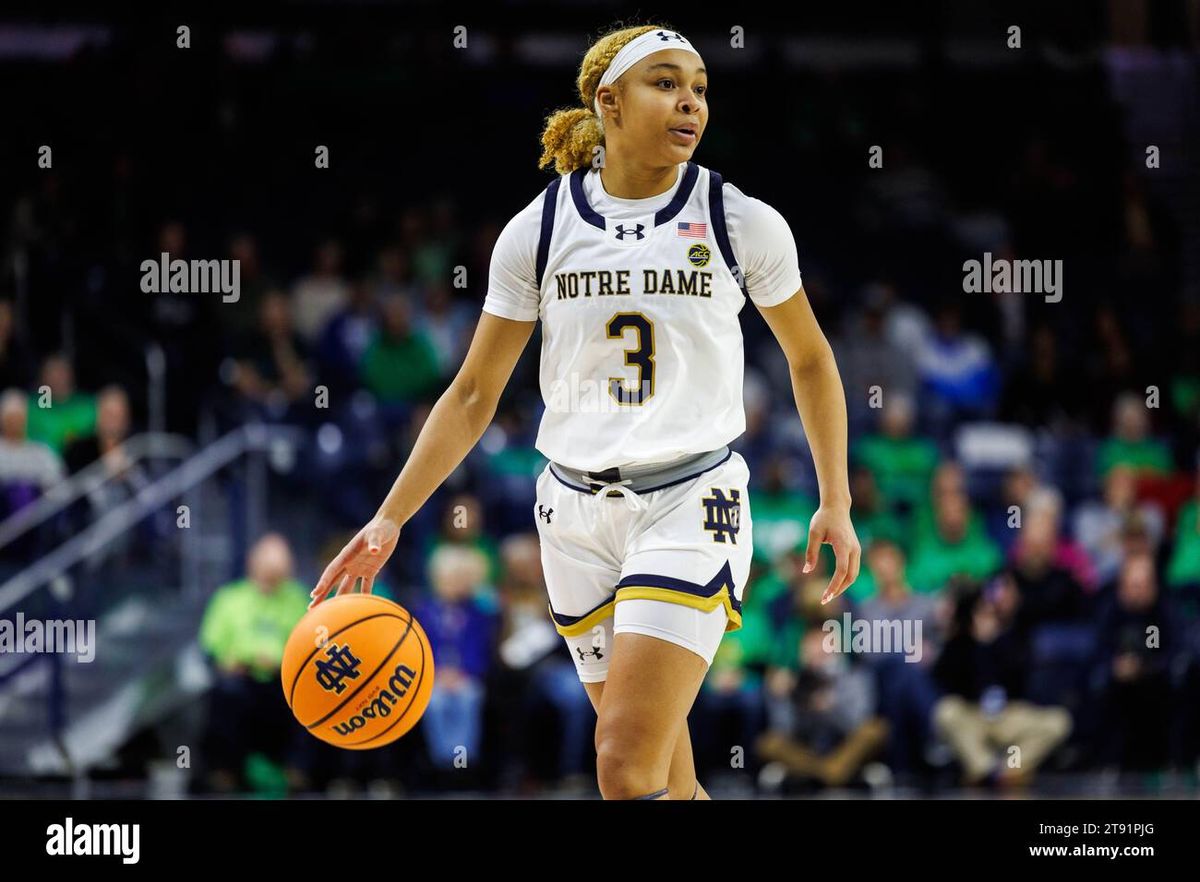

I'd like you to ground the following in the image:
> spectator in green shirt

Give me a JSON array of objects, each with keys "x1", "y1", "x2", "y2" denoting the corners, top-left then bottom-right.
[
  {"x1": 911, "y1": 460, "x2": 989, "y2": 548},
  {"x1": 1167, "y1": 466, "x2": 1200, "y2": 588},
  {"x1": 359, "y1": 293, "x2": 442, "y2": 404},
  {"x1": 908, "y1": 489, "x2": 1002, "y2": 593},
  {"x1": 853, "y1": 392, "x2": 939, "y2": 523},
  {"x1": 749, "y1": 456, "x2": 818, "y2": 567},
  {"x1": 198, "y1": 533, "x2": 312, "y2": 793},
  {"x1": 25, "y1": 353, "x2": 96, "y2": 456},
  {"x1": 200, "y1": 533, "x2": 310, "y2": 681},
  {"x1": 1096, "y1": 392, "x2": 1173, "y2": 479}
]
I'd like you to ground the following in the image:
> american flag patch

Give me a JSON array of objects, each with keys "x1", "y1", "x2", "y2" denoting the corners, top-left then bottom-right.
[{"x1": 676, "y1": 222, "x2": 707, "y2": 238}]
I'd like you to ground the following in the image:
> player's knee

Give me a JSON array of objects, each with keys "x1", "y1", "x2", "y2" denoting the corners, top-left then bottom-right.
[
  {"x1": 595, "y1": 749, "x2": 668, "y2": 799},
  {"x1": 594, "y1": 729, "x2": 668, "y2": 799}
]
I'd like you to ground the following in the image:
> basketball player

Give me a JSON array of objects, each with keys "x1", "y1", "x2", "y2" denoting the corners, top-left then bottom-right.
[{"x1": 309, "y1": 23, "x2": 861, "y2": 799}]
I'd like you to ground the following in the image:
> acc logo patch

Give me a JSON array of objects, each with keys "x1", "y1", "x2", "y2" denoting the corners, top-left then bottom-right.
[{"x1": 687, "y1": 243, "x2": 712, "y2": 267}]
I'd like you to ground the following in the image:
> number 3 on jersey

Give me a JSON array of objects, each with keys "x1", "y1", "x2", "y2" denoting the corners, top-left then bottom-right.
[{"x1": 606, "y1": 312, "x2": 655, "y2": 406}]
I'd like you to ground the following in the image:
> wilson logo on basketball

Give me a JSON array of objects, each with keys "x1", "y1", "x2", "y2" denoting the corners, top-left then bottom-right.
[
  {"x1": 329, "y1": 661, "x2": 418, "y2": 738},
  {"x1": 313, "y1": 642, "x2": 363, "y2": 694}
]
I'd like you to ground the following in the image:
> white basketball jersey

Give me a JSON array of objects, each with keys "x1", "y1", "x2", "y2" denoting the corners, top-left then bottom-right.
[{"x1": 484, "y1": 160, "x2": 802, "y2": 474}]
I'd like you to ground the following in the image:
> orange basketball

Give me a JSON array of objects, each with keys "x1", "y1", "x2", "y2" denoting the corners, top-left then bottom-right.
[{"x1": 281, "y1": 594, "x2": 434, "y2": 750}]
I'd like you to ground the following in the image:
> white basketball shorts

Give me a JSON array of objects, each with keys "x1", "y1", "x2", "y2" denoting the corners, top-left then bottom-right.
[{"x1": 532, "y1": 449, "x2": 753, "y2": 683}]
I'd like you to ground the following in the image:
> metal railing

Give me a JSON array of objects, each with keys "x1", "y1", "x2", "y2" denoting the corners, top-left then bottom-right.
[
  {"x1": 0, "y1": 432, "x2": 195, "y2": 552},
  {"x1": 0, "y1": 423, "x2": 303, "y2": 616}
]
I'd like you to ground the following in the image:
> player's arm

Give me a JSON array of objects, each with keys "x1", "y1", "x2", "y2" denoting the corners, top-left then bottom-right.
[
  {"x1": 309, "y1": 312, "x2": 535, "y2": 606},
  {"x1": 757, "y1": 286, "x2": 861, "y2": 603}
]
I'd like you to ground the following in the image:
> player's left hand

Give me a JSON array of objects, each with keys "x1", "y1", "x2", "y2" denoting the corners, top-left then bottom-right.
[
  {"x1": 308, "y1": 516, "x2": 402, "y2": 609},
  {"x1": 802, "y1": 505, "x2": 861, "y2": 605}
]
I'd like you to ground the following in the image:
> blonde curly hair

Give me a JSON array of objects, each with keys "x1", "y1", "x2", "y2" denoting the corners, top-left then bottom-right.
[{"x1": 537, "y1": 22, "x2": 672, "y2": 176}]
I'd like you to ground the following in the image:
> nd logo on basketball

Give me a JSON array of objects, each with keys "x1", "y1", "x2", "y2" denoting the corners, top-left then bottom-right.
[
  {"x1": 314, "y1": 641, "x2": 362, "y2": 694},
  {"x1": 701, "y1": 487, "x2": 741, "y2": 544}
]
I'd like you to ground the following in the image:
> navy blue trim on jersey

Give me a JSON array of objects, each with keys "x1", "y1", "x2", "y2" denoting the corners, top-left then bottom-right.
[
  {"x1": 569, "y1": 167, "x2": 605, "y2": 230},
  {"x1": 654, "y1": 161, "x2": 699, "y2": 225},
  {"x1": 615, "y1": 560, "x2": 743, "y2": 619},
  {"x1": 547, "y1": 447, "x2": 732, "y2": 495},
  {"x1": 548, "y1": 592, "x2": 614, "y2": 631},
  {"x1": 549, "y1": 560, "x2": 742, "y2": 628},
  {"x1": 707, "y1": 169, "x2": 748, "y2": 298},
  {"x1": 568, "y1": 161, "x2": 700, "y2": 231},
  {"x1": 535, "y1": 175, "x2": 563, "y2": 289}
]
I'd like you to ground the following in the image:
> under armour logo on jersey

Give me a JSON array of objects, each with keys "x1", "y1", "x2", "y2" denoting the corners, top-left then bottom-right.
[
  {"x1": 701, "y1": 488, "x2": 741, "y2": 544},
  {"x1": 538, "y1": 504, "x2": 554, "y2": 524},
  {"x1": 613, "y1": 223, "x2": 645, "y2": 240},
  {"x1": 314, "y1": 642, "x2": 363, "y2": 694},
  {"x1": 576, "y1": 645, "x2": 605, "y2": 662},
  {"x1": 655, "y1": 30, "x2": 686, "y2": 43}
]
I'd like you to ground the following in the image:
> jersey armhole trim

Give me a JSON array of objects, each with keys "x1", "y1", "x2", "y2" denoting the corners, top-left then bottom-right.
[
  {"x1": 535, "y1": 175, "x2": 564, "y2": 290},
  {"x1": 707, "y1": 170, "x2": 748, "y2": 299}
]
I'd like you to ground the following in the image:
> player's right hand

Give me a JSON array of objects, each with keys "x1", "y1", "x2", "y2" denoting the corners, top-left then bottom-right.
[{"x1": 309, "y1": 516, "x2": 402, "y2": 609}]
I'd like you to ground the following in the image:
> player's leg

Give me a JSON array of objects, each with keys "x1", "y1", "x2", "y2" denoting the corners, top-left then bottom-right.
[
  {"x1": 587, "y1": 449, "x2": 752, "y2": 799},
  {"x1": 583, "y1": 680, "x2": 708, "y2": 799},
  {"x1": 591, "y1": 630, "x2": 711, "y2": 799}
]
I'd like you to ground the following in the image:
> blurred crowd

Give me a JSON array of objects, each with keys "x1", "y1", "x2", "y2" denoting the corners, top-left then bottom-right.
[{"x1": 2, "y1": 39, "x2": 1198, "y2": 795}]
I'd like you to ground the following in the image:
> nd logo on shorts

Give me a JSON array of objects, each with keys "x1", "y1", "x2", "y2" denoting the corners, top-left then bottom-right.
[{"x1": 701, "y1": 487, "x2": 740, "y2": 544}]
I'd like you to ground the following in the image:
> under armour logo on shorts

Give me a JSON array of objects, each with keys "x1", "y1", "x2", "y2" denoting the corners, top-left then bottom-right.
[{"x1": 576, "y1": 645, "x2": 604, "y2": 662}]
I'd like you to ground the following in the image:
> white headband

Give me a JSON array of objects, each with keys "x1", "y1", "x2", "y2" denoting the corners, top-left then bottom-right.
[{"x1": 592, "y1": 28, "x2": 702, "y2": 117}]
